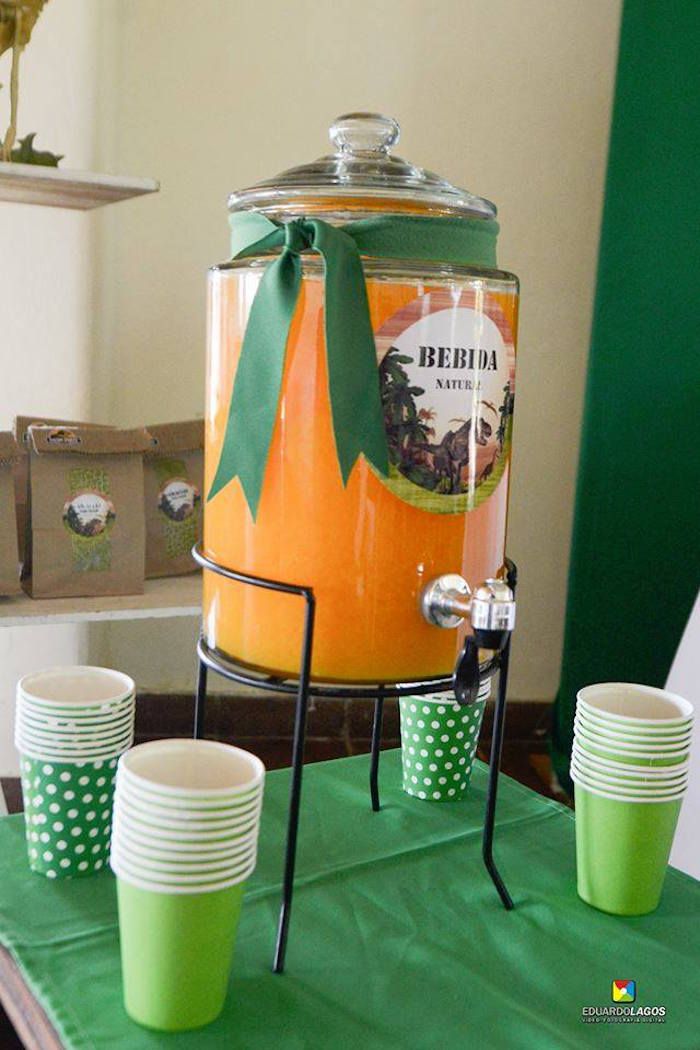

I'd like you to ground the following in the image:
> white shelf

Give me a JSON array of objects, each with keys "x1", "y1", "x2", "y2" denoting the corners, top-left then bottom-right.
[
  {"x1": 0, "y1": 162, "x2": 159, "y2": 210},
  {"x1": 0, "y1": 575, "x2": 201, "y2": 627}
]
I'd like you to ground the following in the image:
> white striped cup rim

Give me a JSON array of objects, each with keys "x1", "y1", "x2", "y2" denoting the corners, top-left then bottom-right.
[
  {"x1": 572, "y1": 741, "x2": 691, "y2": 775},
  {"x1": 111, "y1": 810, "x2": 255, "y2": 843},
  {"x1": 16, "y1": 723, "x2": 134, "y2": 747},
  {"x1": 16, "y1": 737, "x2": 133, "y2": 762},
  {"x1": 110, "y1": 849, "x2": 257, "y2": 891},
  {"x1": 570, "y1": 765, "x2": 687, "y2": 803},
  {"x1": 15, "y1": 716, "x2": 134, "y2": 744},
  {"x1": 116, "y1": 767, "x2": 262, "y2": 810},
  {"x1": 16, "y1": 738, "x2": 133, "y2": 758},
  {"x1": 112, "y1": 821, "x2": 257, "y2": 861},
  {"x1": 577, "y1": 700, "x2": 693, "y2": 732},
  {"x1": 110, "y1": 843, "x2": 258, "y2": 868},
  {"x1": 573, "y1": 729, "x2": 690, "y2": 761},
  {"x1": 110, "y1": 839, "x2": 256, "y2": 877},
  {"x1": 18, "y1": 667, "x2": 135, "y2": 708},
  {"x1": 112, "y1": 810, "x2": 260, "y2": 840},
  {"x1": 575, "y1": 705, "x2": 693, "y2": 737},
  {"x1": 111, "y1": 865, "x2": 254, "y2": 896},
  {"x1": 111, "y1": 846, "x2": 256, "y2": 881},
  {"x1": 571, "y1": 760, "x2": 689, "y2": 790},
  {"x1": 113, "y1": 791, "x2": 262, "y2": 830},
  {"x1": 574, "y1": 714, "x2": 691, "y2": 749},
  {"x1": 17, "y1": 693, "x2": 135, "y2": 716},
  {"x1": 570, "y1": 757, "x2": 688, "y2": 792},
  {"x1": 571, "y1": 740, "x2": 690, "y2": 776},
  {"x1": 577, "y1": 683, "x2": 693, "y2": 725},
  {"x1": 17, "y1": 697, "x2": 135, "y2": 722},
  {"x1": 115, "y1": 780, "x2": 262, "y2": 820},
  {"x1": 110, "y1": 852, "x2": 257, "y2": 882},
  {"x1": 16, "y1": 704, "x2": 134, "y2": 729},
  {"x1": 402, "y1": 680, "x2": 491, "y2": 706},
  {"x1": 117, "y1": 739, "x2": 265, "y2": 799},
  {"x1": 113, "y1": 798, "x2": 260, "y2": 828},
  {"x1": 112, "y1": 801, "x2": 260, "y2": 839},
  {"x1": 575, "y1": 711, "x2": 692, "y2": 742},
  {"x1": 111, "y1": 812, "x2": 258, "y2": 853}
]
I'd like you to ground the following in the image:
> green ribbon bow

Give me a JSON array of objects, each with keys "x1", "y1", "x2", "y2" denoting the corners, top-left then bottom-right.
[{"x1": 208, "y1": 211, "x2": 499, "y2": 517}]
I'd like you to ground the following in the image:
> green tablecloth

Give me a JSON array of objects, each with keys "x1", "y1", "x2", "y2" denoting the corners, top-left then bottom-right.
[{"x1": 0, "y1": 751, "x2": 697, "y2": 1049}]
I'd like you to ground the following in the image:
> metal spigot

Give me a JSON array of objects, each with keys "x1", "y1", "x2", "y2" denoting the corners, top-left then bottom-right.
[
  {"x1": 421, "y1": 574, "x2": 516, "y2": 634},
  {"x1": 470, "y1": 579, "x2": 517, "y2": 638},
  {"x1": 420, "y1": 572, "x2": 516, "y2": 706},
  {"x1": 420, "y1": 574, "x2": 472, "y2": 628}
]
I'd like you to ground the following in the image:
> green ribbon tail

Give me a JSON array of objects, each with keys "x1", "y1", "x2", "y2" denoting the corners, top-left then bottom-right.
[
  {"x1": 207, "y1": 249, "x2": 301, "y2": 517},
  {"x1": 312, "y1": 220, "x2": 389, "y2": 483}
]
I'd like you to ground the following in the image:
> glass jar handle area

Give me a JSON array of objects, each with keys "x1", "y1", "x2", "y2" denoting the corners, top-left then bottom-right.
[{"x1": 329, "y1": 112, "x2": 400, "y2": 155}]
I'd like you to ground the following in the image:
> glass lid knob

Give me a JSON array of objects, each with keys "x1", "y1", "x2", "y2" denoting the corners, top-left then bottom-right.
[{"x1": 329, "y1": 112, "x2": 400, "y2": 155}]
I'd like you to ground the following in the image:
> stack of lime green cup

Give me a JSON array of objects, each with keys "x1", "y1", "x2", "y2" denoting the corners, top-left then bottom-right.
[
  {"x1": 110, "y1": 739, "x2": 265, "y2": 1032},
  {"x1": 15, "y1": 666, "x2": 136, "y2": 879},
  {"x1": 571, "y1": 682, "x2": 693, "y2": 916}
]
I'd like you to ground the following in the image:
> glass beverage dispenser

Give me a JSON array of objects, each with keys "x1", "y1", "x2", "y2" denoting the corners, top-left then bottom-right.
[{"x1": 203, "y1": 113, "x2": 518, "y2": 682}]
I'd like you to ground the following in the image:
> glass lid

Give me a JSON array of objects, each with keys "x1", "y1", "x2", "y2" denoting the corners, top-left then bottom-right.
[{"x1": 228, "y1": 112, "x2": 496, "y2": 219}]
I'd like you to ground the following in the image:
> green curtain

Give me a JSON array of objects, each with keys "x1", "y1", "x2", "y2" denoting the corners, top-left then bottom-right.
[{"x1": 551, "y1": 0, "x2": 700, "y2": 790}]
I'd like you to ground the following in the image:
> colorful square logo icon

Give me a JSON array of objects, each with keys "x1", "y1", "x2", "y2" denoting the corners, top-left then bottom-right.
[{"x1": 612, "y1": 980, "x2": 636, "y2": 1003}]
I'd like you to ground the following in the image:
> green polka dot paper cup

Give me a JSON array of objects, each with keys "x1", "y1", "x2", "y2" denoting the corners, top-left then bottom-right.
[
  {"x1": 20, "y1": 754, "x2": 119, "y2": 879},
  {"x1": 16, "y1": 667, "x2": 135, "y2": 879},
  {"x1": 399, "y1": 678, "x2": 491, "y2": 801}
]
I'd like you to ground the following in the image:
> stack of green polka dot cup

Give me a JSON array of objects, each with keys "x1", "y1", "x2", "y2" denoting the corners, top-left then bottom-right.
[
  {"x1": 15, "y1": 667, "x2": 135, "y2": 880},
  {"x1": 399, "y1": 677, "x2": 491, "y2": 801}
]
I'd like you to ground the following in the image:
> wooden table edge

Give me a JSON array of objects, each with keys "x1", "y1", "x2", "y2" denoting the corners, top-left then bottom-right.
[{"x1": 0, "y1": 945, "x2": 62, "y2": 1050}]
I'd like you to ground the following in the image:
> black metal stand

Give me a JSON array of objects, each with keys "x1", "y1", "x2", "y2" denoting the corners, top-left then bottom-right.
[{"x1": 192, "y1": 547, "x2": 516, "y2": 972}]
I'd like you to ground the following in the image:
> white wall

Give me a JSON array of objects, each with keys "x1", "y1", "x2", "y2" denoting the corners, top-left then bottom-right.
[
  {"x1": 91, "y1": 0, "x2": 622, "y2": 700},
  {"x1": 0, "y1": 0, "x2": 101, "y2": 774},
  {"x1": 668, "y1": 591, "x2": 700, "y2": 878}
]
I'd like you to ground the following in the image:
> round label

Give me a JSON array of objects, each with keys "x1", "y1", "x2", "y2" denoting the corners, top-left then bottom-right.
[
  {"x1": 158, "y1": 478, "x2": 200, "y2": 522},
  {"x1": 375, "y1": 290, "x2": 515, "y2": 513},
  {"x1": 63, "y1": 491, "x2": 115, "y2": 537}
]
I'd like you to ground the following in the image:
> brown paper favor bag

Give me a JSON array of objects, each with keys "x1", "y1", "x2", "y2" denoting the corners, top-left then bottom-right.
[
  {"x1": 24, "y1": 425, "x2": 150, "y2": 598},
  {"x1": 13, "y1": 415, "x2": 111, "y2": 568},
  {"x1": 143, "y1": 420, "x2": 203, "y2": 578},
  {"x1": 0, "y1": 433, "x2": 21, "y2": 596}
]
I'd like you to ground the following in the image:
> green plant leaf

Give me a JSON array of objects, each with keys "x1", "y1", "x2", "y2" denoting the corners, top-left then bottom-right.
[{"x1": 9, "y1": 132, "x2": 62, "y2": 166}]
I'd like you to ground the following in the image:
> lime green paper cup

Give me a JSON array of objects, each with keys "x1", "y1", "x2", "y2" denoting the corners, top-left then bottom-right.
[
  {"x1": 20, "y1": 754, "x2": 117, "y2": 878},
  {"x1": 574, "y1": 782, "x2": 683, "y2": 915},
  {"x1": 399, "y1": 683, "x2": 488, "y2": 801},
  {"x1": 116, "y1": 876, "x2": 244, "y2": 1031}
]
